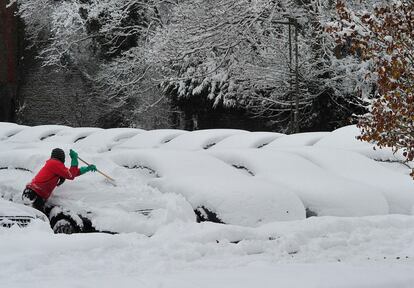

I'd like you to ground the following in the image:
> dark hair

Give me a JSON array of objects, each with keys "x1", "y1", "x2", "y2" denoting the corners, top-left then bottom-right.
[{"x1": 51, "y1": 148, "x2": 65, "y2": 163}]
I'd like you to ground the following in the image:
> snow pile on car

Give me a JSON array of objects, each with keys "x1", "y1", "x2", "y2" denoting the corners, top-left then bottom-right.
[
  {"x1": 73, "y1": 128, "x2": 144, "y2": 153},
  {"x1": 113, "y1": 129, "x2": 188, "y2": 150},
  {"x1": 314, "y1": 125, "x2": 408, "y2": 163},
  {"x1": 0, "y1": 198, "x2": 50, "y2": 229},
  {"x1": 208, "y1": 149, "x2": 389, "y2": 217},
  {"x1": 109, "y1": 149, "x2": 306, "y2": 226},
  {"x1": 160, "y1": 129, "x2": 248, "y2": 150},
  {"x1": 278, "y1": 147, "x2": 414, "y2": 214},
  {"x1": 210, "y1": 131, "x2": 284, "y2": 149}
]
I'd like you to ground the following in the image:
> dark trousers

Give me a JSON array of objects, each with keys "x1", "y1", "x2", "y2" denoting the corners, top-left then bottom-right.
[{"x1": 22, "y1": 188, "x2": 46, "y2": 213}]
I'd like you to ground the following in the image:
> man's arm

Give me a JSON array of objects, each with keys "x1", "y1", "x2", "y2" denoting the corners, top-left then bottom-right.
[
  {"x1": 69, "y1": 149, "x2": 94, "y2": 176},
  {"x1": 48, "y1": 162, "x2": 77, "y2": 180}
]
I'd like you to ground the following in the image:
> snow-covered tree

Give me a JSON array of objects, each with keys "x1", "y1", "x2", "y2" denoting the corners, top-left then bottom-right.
[
  {"x1": 16, "y1": 0, "x2": 160, "y2": 68},
  {"x1": 15, "y1": 0, "x2": 388, "y2": 131},
  {"x1": 329, "y1": 0, "x2": 414, "y2": 176},
  {"x1": 149, "y1": 0, "x2": 366, "y2": 132},
  {"x1": 15, "y1": 0, "x2": 171, "y2": 128}
]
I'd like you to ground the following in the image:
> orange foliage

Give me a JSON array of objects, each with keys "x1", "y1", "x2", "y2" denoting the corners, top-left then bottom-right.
[{"x1": 329, "y1": 1, "x2": 414, "y2": 177}]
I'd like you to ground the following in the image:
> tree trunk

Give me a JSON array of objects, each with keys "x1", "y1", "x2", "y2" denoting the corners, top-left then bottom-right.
[{"x1": 0, "y1": 2, "x2": 19, "y2": 122}]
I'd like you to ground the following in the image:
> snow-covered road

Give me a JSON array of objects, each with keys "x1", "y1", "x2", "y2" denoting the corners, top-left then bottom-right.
[{"x1": 2, "y1": 215, "x2": 414, "y2": 288}]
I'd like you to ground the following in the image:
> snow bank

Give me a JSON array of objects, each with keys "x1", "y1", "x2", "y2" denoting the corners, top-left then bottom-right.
[
  {"x1": 211, "y1": 132, "x2": 284, "y2": 149},
  {"x1": 209, "y1": 149, "x2": 389, "y2": 217},
  {"x1": 281, "y1": 147, "x2": 414, "y2": 214},
  {"x1": 160, "y1": 129, "x2": 248, "y2": 150},
  {"x1": 113, "y1": 129, "x2": 188, "y2": 150},
  {"x1": 74, "y1": 128, "x2": 144, "y2": 153},
  {"x1": 145, "y1": 264, "x2": 414, "y2": 288},
  {"x1": 2, "y1": 215, "x2": 414, "y2": 288},
  {"x1": 265, "y1": 132, "x2": 330, "y2": 148},
  {"x1": 109, "y1": 149, "x2": 306, "y2": 226}
]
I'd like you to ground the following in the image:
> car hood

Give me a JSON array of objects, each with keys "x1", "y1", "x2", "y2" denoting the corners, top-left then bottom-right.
[{"x1": 0, "y1": 199, "x2": 48, "y2": 221}]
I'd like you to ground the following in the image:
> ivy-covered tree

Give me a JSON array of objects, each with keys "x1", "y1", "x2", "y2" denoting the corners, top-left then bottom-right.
[{"x1": 329, "y1": 0, "x2": 414, "y2": 176}]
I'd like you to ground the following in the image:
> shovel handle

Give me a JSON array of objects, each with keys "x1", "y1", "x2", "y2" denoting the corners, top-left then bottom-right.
[{"x1": 78, "y1": 156, "x2": 116, "y2": 182}]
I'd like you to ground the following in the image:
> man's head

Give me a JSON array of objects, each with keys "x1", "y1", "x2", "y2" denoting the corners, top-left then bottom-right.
[{"x1": 51, "y1": 148, "x2": 65, "y2": 163}]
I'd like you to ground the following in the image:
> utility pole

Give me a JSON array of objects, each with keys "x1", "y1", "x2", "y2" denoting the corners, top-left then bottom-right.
[
  {"x1": 270, "y1": 18, "x2": 300, "y2": 133},
  {"x1": 294, "y1": 18, "x2": 300, "y2": 133},
  {"x1": 288, "y1": 19, "x2": 293, "y2": 133},
  {"x1": 285, "y1": 17, "x2": 300, "y2": 133}
]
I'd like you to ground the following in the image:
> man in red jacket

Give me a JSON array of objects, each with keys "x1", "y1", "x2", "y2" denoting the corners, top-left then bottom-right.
[{"x1": 22, "y1": 148, "x2": 97, "y2": 212}]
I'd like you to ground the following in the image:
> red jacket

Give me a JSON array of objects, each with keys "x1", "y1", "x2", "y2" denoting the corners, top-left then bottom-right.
[{"x1": 27, "y1": 159, "x2": 80, "y2": 200}]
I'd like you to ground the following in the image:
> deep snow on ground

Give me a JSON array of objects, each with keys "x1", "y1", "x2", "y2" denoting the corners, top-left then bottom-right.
[{"x1": 2, "y1": 215, "x2": 414, "y2": 288}]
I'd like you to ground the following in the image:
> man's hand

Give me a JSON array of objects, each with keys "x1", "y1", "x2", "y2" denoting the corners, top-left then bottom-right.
[
  {"x1": 80, "y1": 164, "x2": 97, "y2": 175},
  {"x1": 70, "y1": 149, "x2": 79, "y2": 167},
  {"x1": 57, "y1": 177, "x2": 66, "y2": 186},
  {"x1": 69, "y1": 149, "x2": 78, "y2": 159},
  {"x1": 88, "y1": 165, "x2": 97, "y2": 172}
]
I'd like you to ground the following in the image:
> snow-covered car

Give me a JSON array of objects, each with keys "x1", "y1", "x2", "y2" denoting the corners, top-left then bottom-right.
[
  {"x1": 44, "y1": 127, "x2": 103, "y2": 144},
  {"x1": 0, "y1": 198, "x2": 49, "y2": 229},
  {"x1": 314, "y1": 125, "x2": 413, "y2": 175},
  {"x1": 210, "y1": 132, "x2": 284, "y2": 149},
  {"x1": 208, "y1": 149, "x2": 390, "y2": 217},
  {"x1": 0, "y1": 122, "x2": 27, "y2": 141},
  {"x1": 0, "y1": 125, "x2": 71, "y2": 152},
  {"x1": 314, "y1": 125, "x2": 406, "y2": 160},
  {"x1": 159, "y1": 129, "x2": 248, "y2": 150},
  {"x1": 265, "y1": 132, "x2": 329, "y2": 148},
  {"x1": 73, "y1": 128, "x2": 144, "y2": 153},
  {"x1": 0, "y1": 149, "x2": 196, "y2": 235},
  {"x1": 6, "y1": 125, "x2": 69, "y2": 142},
  {"x1": 113, "y1": 129, "x2": 188, "y2": 150},
  {"x1": 109, "y1": 149, "x2": 306, "y2": 226},
  {"x1": 278, "y1": 146, "x2": 414, "y2": 214}
]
